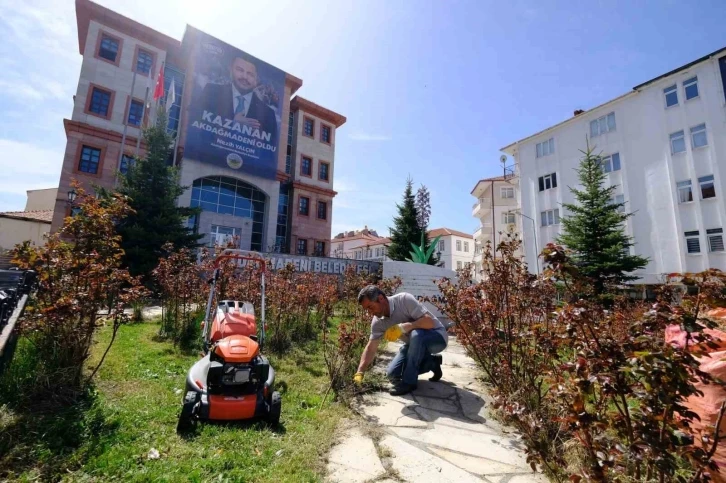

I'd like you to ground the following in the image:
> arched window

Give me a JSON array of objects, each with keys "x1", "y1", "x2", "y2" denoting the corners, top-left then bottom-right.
[{"x1": 190, "y1": 176, "x2": 266, "y2": 251}]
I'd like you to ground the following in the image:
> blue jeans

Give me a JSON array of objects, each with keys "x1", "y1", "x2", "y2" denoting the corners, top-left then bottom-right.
[{"x1": 386, "y1": 329, "x2": 447, "y2": 386}]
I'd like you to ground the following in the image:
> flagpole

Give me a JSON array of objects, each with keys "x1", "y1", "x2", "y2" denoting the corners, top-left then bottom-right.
[
  {"x1": 171, "y1": 82, "x2": 182, "y2": 167},
  {"x1": 136, "y1": 85, "x2": 149, "y2": 157},
  {"x1": 117, "y1": 70, "x2": 137, "y2": 186}
]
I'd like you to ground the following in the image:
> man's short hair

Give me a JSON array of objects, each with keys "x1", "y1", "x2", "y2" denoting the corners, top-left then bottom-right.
[{"x1": 358, "y1": 285, "x2": 384, "y2": 304}]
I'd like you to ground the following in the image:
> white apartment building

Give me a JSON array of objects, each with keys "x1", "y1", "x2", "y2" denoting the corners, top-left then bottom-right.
[
  {"x1": 352, "y1": 237, "x2": 390, "y2": 261},
  {"x1": 429, "y1": 228, "x2": 474, "y2": 271},
  {"x1": 330, "y1": 226, "x2": 382, "y2": 259},
  {"x1": 470, "y1": 175, "x2": 522, "y2": 277},
  {"x1": 502, "y1": 47, "x2": 726, "y2": 284}
]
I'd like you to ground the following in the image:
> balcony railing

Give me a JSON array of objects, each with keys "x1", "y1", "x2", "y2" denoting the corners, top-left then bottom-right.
[{"x1": 472, "y1": 197, "x2": 492, "y2": 217}]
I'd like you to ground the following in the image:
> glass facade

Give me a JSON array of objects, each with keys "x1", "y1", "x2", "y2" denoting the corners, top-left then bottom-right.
[
  {"x1": 275, "y1": 183, "x2": 290, "y2": 252},
  {"x1": 190, "y1": 176, "x2": 266, "y2": 251}
]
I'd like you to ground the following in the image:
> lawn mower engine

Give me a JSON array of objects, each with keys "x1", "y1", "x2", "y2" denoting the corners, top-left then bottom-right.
[{"x1": 177, "y1": 258, "x2": 282, "y2": 432}]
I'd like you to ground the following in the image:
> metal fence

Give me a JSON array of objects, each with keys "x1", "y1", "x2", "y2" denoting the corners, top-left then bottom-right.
[{"x1": 0, "y1": 269, "x2": 36, "y2": 376}]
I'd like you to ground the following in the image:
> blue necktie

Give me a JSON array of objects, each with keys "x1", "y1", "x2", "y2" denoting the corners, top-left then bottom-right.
[{"x1": 235, "y1": 95, "x2": 246, "y2": 116}]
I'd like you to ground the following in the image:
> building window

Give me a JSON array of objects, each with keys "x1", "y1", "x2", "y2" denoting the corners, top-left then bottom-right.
[
  {"x1": 684, "y1": 77, "x2": 699, "y2": 100},
  {"x1": 303, "y1": 117, "x2": 315, "y2": 137},
  {"x1": 297, "y1": 239, "x2": 308, "y2": 255},
  {"x1": 301, "y1": 156, "x2": 312, "y2": 176},
  {"x1": 438, "y1": 240, "x2": 444, "y2": 251},
  {"x1": 677, "y1": 180, "x2": 693, "y2": 203},
  {"x1": 501, "y1": 187, "x2": 514, "y2": 199},
  {"x1": 664, "y1": 84, "x2": 678, "y2": 107},
  {"x1": 536, "y1": 138, "x2": 554, "y2": 158},
  {"x1": 541, "y1": 208, "x2": 560, "y2": 227},
  {"x1": 319, "y1": 162, "x2": 329, "y2": 181},
  {"x1": 590, "y1": 112, "x2": 616, "y2": 138},
  {"x1": 456, "y1": 240, "x2": 462, "y2": 251},
  {"x1": 314, "y1": 241, "x2": 326, "y2": 256},
  {"x1": 208, "y1": 225, "x2": 239, "y2": 248},
  {"x1": 685, "y1": 231, "x2": 701, "y2": 254},
  {"x1": 611, "y1": 194, "x2": 625, "y2": 213},
  {"x1": 691, "y1": 123, "x2": 707, "y2": 148},
  {"x1": 441, "y1": 262, "x2": 445, "y2": 269},
  {"x1": 89, "y1": 86, "x2": 112, "y2": 117},
  {"x1": 78, "y1": 145, "x2": 101, "y2": 174},
  {"x1": 670, "y1": 130, "x2": 686, "y2": 154},
  {"x1": 502, "y1": 212, "x2": 516, "y2": 224},
  {"x1": 119, "y1": 154, "x2": 135, "y2": 175},
  {"x1": 321, "y1": 124, "x2": 331, "y2": 144},
  {"x1": 285, "y1": 112, "x2": 293, "y2": 175},
  {"x1": 190, "y1": 176, "x2": 267, "y2": 251},
  {"x1": 699, "y1": 175, "x2": 716, "y2": 199},
  {"x1": 275, "y1": 183, "x2": 290, "y2": 253},
  {"x1": 135, "y1": 48, "x2": 154, "y2": 75},
  {"x1": 317, "y1": 200, "x2": 327, "y2": 220},
  {"x1": 707, "y1": 228, "x2": 724, "y2": 252},
  {"x1": 599, "y1": 153, "x2": 621, "y2": 173},
  {"x1": 298, "y1": 196, "x2": 310, "y2": 216},
  {"x1": 464, "y1": 241, "x2": 469, "y2": 252},
  {"x1": 538, "y1": 173, "x2": 557, "y2": 191},
  {"x1": 127, "y1": 99, "x2": 144, "y2": 126},
  {"x1": 457, "y1": 261, "x2": 462, "y2": 270},
  {"x1": 98, "y1": 34, "x2": 120, "y2": 63}
]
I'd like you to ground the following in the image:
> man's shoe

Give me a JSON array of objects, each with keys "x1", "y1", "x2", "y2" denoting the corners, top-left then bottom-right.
[
  {"x1": 429, "y1": 355, "x2": 443, "y2": 382},
  {"x1": 389, "y1": 382, "x2": 417, "y2": 396}
]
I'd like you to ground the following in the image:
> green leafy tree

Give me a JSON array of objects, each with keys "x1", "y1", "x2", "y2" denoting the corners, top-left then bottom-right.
[
  {"x1": 388, "y1": 177, "x2": 429, "y2": 263},
  {"x1": 116, "y1": 110, "x2": 203, "y2": 285},
  {"x1": 557, "y1": 145, "x2": 648, "y2": 295}
]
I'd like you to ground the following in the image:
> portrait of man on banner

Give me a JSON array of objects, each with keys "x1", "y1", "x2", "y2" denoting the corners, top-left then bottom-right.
[{"x1": 185, "y1": 28, "x2": 285, "y2": 179}]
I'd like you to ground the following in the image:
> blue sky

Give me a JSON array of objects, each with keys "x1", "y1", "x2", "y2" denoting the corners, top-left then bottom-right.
[{"x1": 1, "y1": 0, "x2": 725, "y2": 238}]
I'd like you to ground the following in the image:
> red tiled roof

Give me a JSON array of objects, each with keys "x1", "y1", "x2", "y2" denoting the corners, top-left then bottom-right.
[
  {"x1": 428, "y1": 227, "x2": 472, "y2": 239},
  {"x1": 0, "y1": 210, "x2": 54, "y2": 224}
]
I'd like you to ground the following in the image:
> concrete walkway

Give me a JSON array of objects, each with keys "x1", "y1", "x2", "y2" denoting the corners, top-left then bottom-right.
[{"x1": 325, "y1": 337, "x2": 547, "y2": 483}]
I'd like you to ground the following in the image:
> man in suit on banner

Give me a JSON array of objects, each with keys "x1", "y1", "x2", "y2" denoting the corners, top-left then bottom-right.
[{"x1": 200, "y1": 55, "x2": 278, "y2": 142}]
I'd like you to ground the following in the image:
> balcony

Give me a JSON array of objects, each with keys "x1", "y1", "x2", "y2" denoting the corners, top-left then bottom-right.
[{"x1": 472, "y1": 197, "x2": 492, "y2": 218}]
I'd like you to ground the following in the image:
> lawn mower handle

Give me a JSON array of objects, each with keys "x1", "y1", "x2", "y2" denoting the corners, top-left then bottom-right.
[{"x1": 202, "y1": 252, "x2": 267, "y2": 351}]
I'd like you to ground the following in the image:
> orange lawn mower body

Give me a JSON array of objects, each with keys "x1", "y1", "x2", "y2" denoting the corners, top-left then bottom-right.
[{"x1": 177, "y1": 251, "x2": 281, "y2": 431}]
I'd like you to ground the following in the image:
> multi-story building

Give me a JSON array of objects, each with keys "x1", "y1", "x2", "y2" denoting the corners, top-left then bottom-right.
[
  {"x1": 470, "y1": 174, "x2": 521, "y2": 277},
  {"x1": 52, "y1": 0, "x2": 345, "y2": 256},
  {"x1": 501, "y1": 46, "x2": 726, "y2": 283},
  {"x1": 352, "y1": 237, "x2": 390, "y2": 262},
  {"x1": 330, "y1": 226, "x2": 383, "y2": 259},
  {"x1": 428, "y1": 228, "x2": 474, "y2": 271}
]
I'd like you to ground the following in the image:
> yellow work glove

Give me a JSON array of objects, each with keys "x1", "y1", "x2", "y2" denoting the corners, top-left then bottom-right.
[
  {"x1": 383, "y1": 324, "x2": 403, "y2": 342},
  {"x1": 353, "y1": 372, "x2": 364, "y2": 385}
]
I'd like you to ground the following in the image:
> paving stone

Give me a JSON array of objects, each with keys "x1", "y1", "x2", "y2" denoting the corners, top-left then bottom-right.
[
  {"x1": 389, "y1": 426, "x2": 531, "y2": 470},
  {"x1": 326, "y1": 426, "x2": 386, "y2": 483},
  {"x1": 488, "y1": 473, "x2": 549, "y2": 483},
  {"x1": 429, "y1": 446, "x2": 529, "y2": 476},
  {"x1": 415, "y1": 380, "x2": 458, "y2": 398},
  {"x1": 357, "y1": 394, "x2": 428, "y2": 428},
  {"x1": 414, "y1": 394, "x2": 460, "y2": 414},
  {"x1": 413, "y1": 407, "x2": 500, "y2": 435},
  {"x1": 379, "y1": 434, "x2": 484, "y2": 483}
]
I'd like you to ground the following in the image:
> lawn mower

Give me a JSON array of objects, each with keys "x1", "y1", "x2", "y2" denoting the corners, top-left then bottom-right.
[{"x1": 177, "y1": 252, "x2": 280, "y2": 432}]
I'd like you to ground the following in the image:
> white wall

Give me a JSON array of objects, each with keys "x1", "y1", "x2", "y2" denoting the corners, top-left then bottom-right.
[
  {"x1": 0, "y1": 218, "x2": 50, "y2": 251},
  {"x1": 435, "y1": 234, "x2": 475, "y2": 270},
  {"x1": 511, "y1": 54, "x2": 726, "y2": 283},
  {"x1": 25, "y1": 189, "x2": 57, "y2": 211}
]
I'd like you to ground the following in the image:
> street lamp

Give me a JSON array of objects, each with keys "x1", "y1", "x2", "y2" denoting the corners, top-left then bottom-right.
[
  {"x1": 509, "y1": 210, "x2": 539, "y2": 275},
  {"x1": 67, "y1": 189, "x2": 77, "y2": 204}
]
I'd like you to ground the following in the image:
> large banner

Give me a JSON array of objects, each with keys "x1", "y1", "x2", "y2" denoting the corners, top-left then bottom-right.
[{"x1": 185, "y1": 28, "x2": 285, "y2": 179}]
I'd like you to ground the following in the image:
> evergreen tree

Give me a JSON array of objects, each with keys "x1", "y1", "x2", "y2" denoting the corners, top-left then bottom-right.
[
  {"x1": 116, "y1": 110, "x2": 203, "y2": 284},
  {"x1": 387, "y1": 177, "x2": 424, "y2": 262},
  {"x1": 557, "y1": 145, "x2": 648, "y2": 295}
]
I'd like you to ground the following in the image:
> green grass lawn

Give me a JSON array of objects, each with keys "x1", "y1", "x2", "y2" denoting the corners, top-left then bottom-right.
[{"x1": 0, "y1": 320, "x2": 347, "y2": 482}]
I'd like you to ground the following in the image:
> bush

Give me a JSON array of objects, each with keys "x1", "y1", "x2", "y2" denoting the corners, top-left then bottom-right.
[
  {"x1": 10, "y1": 182, "x2": 147, "y2": 401},
  {"x1": 430, "y1": 237, "x2": 725, "y2": 481}
]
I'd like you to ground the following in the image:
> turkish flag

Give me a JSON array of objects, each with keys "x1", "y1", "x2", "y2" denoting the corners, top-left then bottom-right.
[{"x1": 153, "y1": 65, "x2": 165, "y2": 101}]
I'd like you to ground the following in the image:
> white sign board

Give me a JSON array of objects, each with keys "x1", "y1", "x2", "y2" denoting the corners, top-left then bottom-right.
[{"x1": 382, "y1": 261, "x2": 457, "y2": 327}]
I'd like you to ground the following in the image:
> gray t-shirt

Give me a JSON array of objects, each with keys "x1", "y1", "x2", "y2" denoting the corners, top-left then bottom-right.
[{"x1": 370, "y1": 292, "x2": 448, "y2": 345}]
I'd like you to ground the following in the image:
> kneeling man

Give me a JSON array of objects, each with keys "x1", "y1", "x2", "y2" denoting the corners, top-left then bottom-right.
[{"x1": 354, "y1": 285, "x2": 447, "y2": 396}]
